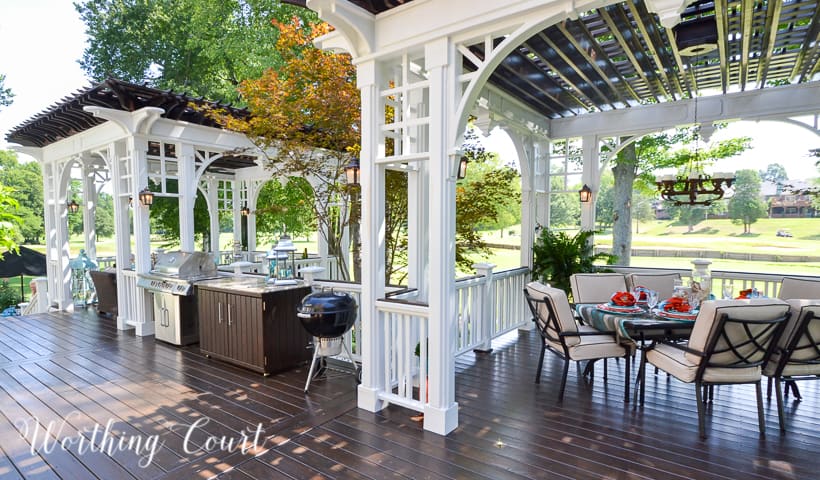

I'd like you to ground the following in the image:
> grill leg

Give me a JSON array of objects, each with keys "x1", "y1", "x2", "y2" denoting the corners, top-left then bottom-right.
[{"x1": 304, "y1": 347, "x2": 322, "y2": 394}]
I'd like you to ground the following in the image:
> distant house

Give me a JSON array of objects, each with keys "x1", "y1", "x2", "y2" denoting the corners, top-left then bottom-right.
[{"x1": 763, "y1": 180, "x2": 816, "y2": 218}]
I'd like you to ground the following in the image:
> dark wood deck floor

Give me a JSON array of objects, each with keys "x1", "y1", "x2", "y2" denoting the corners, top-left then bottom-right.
[{"x1": 0, "y1": 311, "x2": 817, "y2": 479}]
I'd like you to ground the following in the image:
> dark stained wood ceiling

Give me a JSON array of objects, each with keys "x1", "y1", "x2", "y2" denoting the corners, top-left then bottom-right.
[{"x1": 5, "y1": 78, "x2": 250, "y2": 148}]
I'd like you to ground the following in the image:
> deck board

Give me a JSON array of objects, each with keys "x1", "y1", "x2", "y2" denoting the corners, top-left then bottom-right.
[{"x1": 0, "y1": 310, "x2": 817, "y2": 479}]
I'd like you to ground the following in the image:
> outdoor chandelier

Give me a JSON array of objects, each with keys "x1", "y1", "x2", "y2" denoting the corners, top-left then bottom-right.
[{"x1": 655, "y1": 168, "x2": 735, "y2": 206}]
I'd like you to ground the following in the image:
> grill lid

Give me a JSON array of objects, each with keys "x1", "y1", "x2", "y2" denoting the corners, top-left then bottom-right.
[{"x1": 151, "y1": 251, "x2": 217, "y2": 278}]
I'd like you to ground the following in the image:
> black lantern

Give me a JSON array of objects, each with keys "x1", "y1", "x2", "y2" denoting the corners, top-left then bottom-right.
[
  {"x1": 67, "y1": 199, "x2": 80, "y2": 214},
  {"x1": 241, "y1": 204, "x2": 250, "y2": 216},
  {"x1": 138, "y1": 188, "x2": 154, "y2": 207},
  {"x1": 345, "y1": 158, "x2": 360, "y2": 185},
  {"x1": 579, "y1": 184, "x2": 592, "y2": 203},
  {"x1": 456, "y1": 156, "x2": 469, "y2": 180}
]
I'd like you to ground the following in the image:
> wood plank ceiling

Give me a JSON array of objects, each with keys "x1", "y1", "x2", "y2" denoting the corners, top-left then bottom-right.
[{"x1": 346, "y1": 0, "x2": 820, "y2": 119}]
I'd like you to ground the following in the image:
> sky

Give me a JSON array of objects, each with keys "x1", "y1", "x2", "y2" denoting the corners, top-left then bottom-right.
[{"x1": 1, "y1": 0, "x2": 818, "y2": 180}]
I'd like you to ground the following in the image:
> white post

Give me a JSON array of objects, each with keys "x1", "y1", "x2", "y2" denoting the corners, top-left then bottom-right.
[
  {"x1": 109, "y1": 140, "x2": 133, "y2": 330},
  {"x1": 580, "y1": 135, "x2": 599, "y2": 232},
  {"x1": 33, "y1": 278, "x2": 49, "y2": 312},
  {"x1": 246, "y1": 180, "x2": 258, "y2": 253},
  {"x1": 130, "y1": 136, "x2": 154, "y2": 336},
  {"x1": 423, "y1": 37, "x2": 458, "y2": 435},
  {"x1": 356, "y1": 59, "x2": 388, "y2": 413},
  {"x1": 178, "y1": 143, "x2": 196, "y2": 252},
  {"x1": 55, "y1": 162, "x2": 72, "y2": 310},
  {"x1": 82, "y1": 163, "x2": 98, "y2": 261},
  {"x1": 205, "y1": 177, "x2": 221, "y2": 255},
  {"x1": 472, "y1": 262, "x2": 495, "y2": 353}
]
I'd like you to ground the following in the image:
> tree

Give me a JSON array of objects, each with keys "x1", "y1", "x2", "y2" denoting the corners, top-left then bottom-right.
[
  {"x1": 760, "y1": 163, "x2": 788, "y2": 185},
  {"x1": 0, "y1": 186, "x2": 21, "y2": 256},
  {"x1": 0, "y1": 150, "x2": 43, "y2": 243},
  {"x1": 728, "y1": 169, "x2": 767, "y2": 234},
  {"x1": 255, "y1": 178, "x2": 316, "y2": 242},
  {"x1": 610, "y1": 128, "x2": 751, "y2": 265},
  {"x1": 76, "y1": 0, "x2": 316, "y2": 103},
  {"x1": 0, "y1": 73, "x2": 13, "y2": 110}
]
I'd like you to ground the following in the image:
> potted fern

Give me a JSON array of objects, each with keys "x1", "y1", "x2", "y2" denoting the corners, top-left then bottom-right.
[{"x1": 531, "y1": 229, "x2": 616, "y2": 297}]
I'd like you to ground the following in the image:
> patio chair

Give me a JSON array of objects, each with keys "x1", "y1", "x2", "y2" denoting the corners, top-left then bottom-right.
[
  {"x1": 626, "y1": 272, "x2": 681, "y2": 299},
  {"x1": 570, "y1": 273, "x2": 628, "y2": 304},
  {"x1": 763, "y1": 299, "x2": 820, "y2": 432},
  {"x1": 524, "y1": 281, "x2": 629, "y2": 402},
  {"x1": 89, "y1": 269, "x2": 118, "y2": 318},
  {"x1": 777, "y1": 277, "x2": 820, "y2": 300},
  {"x1": 642, "y1": 298, "x2": 790, "y2": 438}
]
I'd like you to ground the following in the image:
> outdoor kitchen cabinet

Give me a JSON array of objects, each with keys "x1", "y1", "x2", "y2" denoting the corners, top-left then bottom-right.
[{"x1": 196, "y1": 281, "x2": 312, "y2": 375}]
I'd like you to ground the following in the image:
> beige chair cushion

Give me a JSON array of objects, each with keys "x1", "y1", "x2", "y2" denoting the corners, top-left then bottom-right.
[
  {"x1": 626, "y1": 272, "x2": 681, "y2": 299},
  {"x1": 570, "y1": 273, "x2": 628, "y2": 304},
  {"x1": 777, "y1": 277, "x2": 820, "y2": 300},
  {"x1": 647, "y1": 343, "x2": 761, "y2": 384},
  {"x1": 526, "y1": 281, "x2": 579, "y2": 345},
  {"x1": 763, "y1": 299, "x2": 820, "y2": 377},
  {"x1": 559, "y1": 325, "x2": 625, "y2": 361},
  {"x1": 685, "y1": 298, "x2": 789, "y2": 365}
]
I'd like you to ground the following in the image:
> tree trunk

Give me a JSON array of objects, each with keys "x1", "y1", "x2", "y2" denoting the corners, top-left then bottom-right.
[{"x1": 611, "y1": 141, "x2": 637, "y2": 266}]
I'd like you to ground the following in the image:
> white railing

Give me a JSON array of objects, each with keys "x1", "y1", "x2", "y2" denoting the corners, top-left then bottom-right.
[
  {"x1": 218, "y1": 251, "x2": 344, "y2": 280},
  {"x1": 97, "y1": 256, "x2": 116, "y2": 270},
  {"x1": 375, "y1": 298, "x2": 429, "y2": 413},
  {"x1": 454, "y1": 266, "x2": 531, "y2": 355}
]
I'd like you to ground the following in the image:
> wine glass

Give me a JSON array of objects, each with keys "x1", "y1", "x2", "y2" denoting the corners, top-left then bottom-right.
[
  {"x1": 646, "y1": 290, "x2": 659, "y2": 311},
  {"x1": 722, "y1": 282, "x2": 734, "y2": 299}
]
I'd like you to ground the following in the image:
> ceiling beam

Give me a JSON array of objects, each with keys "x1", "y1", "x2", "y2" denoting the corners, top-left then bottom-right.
[{"x1": 550, "y1": 81, "x2": 820, "y2": 138}]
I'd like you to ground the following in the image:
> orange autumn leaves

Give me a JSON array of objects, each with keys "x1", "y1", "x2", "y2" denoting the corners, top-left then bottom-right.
[{"x1": 220, "y1": 17, "x2": 360, "y2": 155}]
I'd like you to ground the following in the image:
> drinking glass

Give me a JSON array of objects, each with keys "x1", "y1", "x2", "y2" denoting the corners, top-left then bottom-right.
[
  {"x1": 722, "y1": 282, "x2": 734, "y2": 299},
  {"x1": 646, "y1": 290, "x2": 659, "y2": 311}
]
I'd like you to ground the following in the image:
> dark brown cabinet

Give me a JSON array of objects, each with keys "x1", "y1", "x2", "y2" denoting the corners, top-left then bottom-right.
[{"x1": 197, "y1": 282, "x2": 312, "y2": 375}]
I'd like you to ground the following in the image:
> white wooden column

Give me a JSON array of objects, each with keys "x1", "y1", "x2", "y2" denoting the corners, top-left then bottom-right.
[
  {"x1": 534, "y1": 139, "x2": 549, "y2": 230},
  {"x1": 130, "y1": 135, "x2": 154, "y2": 336},
  {"x1": 424, "y1": 37, "x2": 458, "y2": 435},
  {"x1": 55, "y1": 161, "x2": 72, "y2": 310},
  {"x1": 246, "y1": 180, "x2": 258, "y2": 253},
  {"x1": 357, "y1": 59, "x2": 388, "y2": 413},
  {"x1": 39, "y1": 160, "x2": 61, "y2": 309},
  {"x1": 204, "y1": 177, "x2": 221, "y2": 254},
  {"x1": 508, "y1": 131, "x2": 536, "y2": 268},
  {"x1": 178, "y1": 143, "x2": 196, "y2": 252},
  {"x1": 108, "y1": 140, "x2": 134, "y2": 330},
  {"x1": 580, "y1": 135, "x2": 600, "y2": 231},
  {"x1": 81, "y1": 163, "x2": 98, "y2": 261},
  {"x1": 232, "y1": 180, "x2": 242, "y2": 245}
]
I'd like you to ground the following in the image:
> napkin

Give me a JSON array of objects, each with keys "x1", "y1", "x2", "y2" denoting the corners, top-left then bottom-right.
[
  {"x1": 610, "y1": 291, "x2": 636, "y2": 307},
  {"x1": 633, "y1": 286, "x2": 649, "y2": 302},
  {"x1": 663, "y1": 296, "x2": 692, "y2": 313}
]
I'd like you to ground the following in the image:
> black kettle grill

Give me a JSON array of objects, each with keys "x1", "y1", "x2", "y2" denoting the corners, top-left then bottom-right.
[{"x1": 297, "y1": 291, "x2": 359, "y2": 392}]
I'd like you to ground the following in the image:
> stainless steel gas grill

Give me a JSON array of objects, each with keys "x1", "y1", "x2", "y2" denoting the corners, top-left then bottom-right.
[{"x1": 136, "y1": 251, "x2": 219, "y2": 346}]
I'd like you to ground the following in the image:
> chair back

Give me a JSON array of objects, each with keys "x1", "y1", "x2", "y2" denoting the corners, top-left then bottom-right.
[
  {"x1": 89, "y1": 269, "x2": 118, "y2": 316},
  {"x1": 777, "y1": 276, "x2": 820, "y2": 300},
  {"x1": 525, "y1": 282, "x2": 580, "y2": 346},
  {"x1": 767, "y1": 299, "x2": 820, "y2": 377},
  {"x1": 687, "y1": 299, "x2": 789, "y2": 376},
  {"x1": 626, "y1": 272, "x2": 681, "y2": 299},
  {"x1": 569, "y1": 273, "x2": 627, "y2": 304}
]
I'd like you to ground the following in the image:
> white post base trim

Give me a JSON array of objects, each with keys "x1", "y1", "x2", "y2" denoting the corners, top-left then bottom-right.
[
  {"x1": 134, "y1": 320, "x2": 155, "y2": 337},
  {"x1": 357, "y1": 385, "x2": 388, "y2": 412},
  {"x1": 518, "y1": 321, "x2": 535, "y2": 331},
  {"x1": 423, "y1": 401, "x2": 458, "y2": 435},
  {"x1": 116, "y1": 316, "x2": 134, "y2": 331}
]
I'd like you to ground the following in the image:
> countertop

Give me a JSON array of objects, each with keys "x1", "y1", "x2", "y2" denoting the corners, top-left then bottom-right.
[{"x1": 195, "y1": 275, "x2": 311, "y2": 296}]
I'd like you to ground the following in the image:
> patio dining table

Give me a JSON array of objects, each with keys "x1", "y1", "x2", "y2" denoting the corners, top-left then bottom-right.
[{"x1": 576, "y1": 303, "x2": 696, "y2": 402}]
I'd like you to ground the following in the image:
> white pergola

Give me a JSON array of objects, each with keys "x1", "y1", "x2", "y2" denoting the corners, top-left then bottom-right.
[{"x1": 301, "y1": 0, "x2": 820, "y2": 435}]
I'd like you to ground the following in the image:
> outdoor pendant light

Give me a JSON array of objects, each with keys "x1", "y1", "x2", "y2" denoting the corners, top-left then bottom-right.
[
  {"x1": 579, "y1": 184, "x2": 592, "y2": 203},
  {"x1": 138, "y1": 187, "x2": 154, "y2": 207}
]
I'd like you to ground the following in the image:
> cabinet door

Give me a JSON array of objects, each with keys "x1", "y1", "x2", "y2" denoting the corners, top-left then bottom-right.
[
  {"x1": 198, "y1": 289, "x2": 227, "y2": 356},
  {"x1": 227, "y1": 293, "x2": 264, "y2": 369}
]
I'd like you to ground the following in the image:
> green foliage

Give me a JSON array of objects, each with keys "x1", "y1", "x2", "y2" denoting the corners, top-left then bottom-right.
[
  {"x1": 385, "y1": 170, "x2": 409, "y2": 285},
  {"x1": 0, "y1": 186, "x2": 21, "y2": 255},
  {"x1": 0, "y1": 73, "x2": 13, "y2": 110},
  {"x1": 75, "y1": 0, "x2": 316, "y2": 103},
  {"x1": 728, "y1": 169, "x2": 768, "y2": 233},
  {"x1": 0, "y1": 280, "x2": 19, "y2": 308},
  {"x1": 532, "y1": 229, "x2": 616, "y2": 295},
  {"x1": 147, "y1": 180, "x2": 212, "y2": 248},
  {"x1": 255, "y1": 177, "x2": 316, "y2": 242},
  {"x1": 0, "y1": 150, "x2": 42, "y2": 243},
  {"x1": 759, "y1": 163, "x2": 788, "y2": 184}
]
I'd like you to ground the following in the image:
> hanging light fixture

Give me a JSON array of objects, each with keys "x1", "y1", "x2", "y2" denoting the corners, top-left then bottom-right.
[
  {"x1": 345, "y1": 157, "x2": 360, "y2": 185},
  {"x1": 138, "y1": 187, "x2": 154, "y2": 207},
  {"x1": 241, "y1": 204, "x2": 250, "y2": 216},
  {"x1": 67, "y1": 199, "x2": 80, "y2": 214},
  {"x1": 654, "y1": 54, "x2": 734, "y2": 206},
  {"x1": 578, "y1": 184, "x2": 592, "y2": 203},
  {"x1": 456, "y1": 156, "x2": 469, "y2": 180}
]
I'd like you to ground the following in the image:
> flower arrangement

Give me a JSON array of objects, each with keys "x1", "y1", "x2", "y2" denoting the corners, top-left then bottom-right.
[{"x1": 610, "y1": 291, "x2": 636, "y2": 306}]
